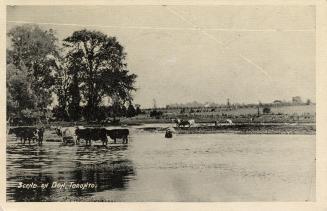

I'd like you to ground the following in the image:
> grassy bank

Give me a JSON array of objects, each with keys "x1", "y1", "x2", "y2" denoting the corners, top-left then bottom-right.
[
  {"x1": 123, "y1": 105, "x2": 315, "y2": 124},
  {"x1": 137, "y1": 123, "x2": 316, "y2": 135},
  {"x1": 173, "y1": 124, "x2": 316, "y2": 135}
]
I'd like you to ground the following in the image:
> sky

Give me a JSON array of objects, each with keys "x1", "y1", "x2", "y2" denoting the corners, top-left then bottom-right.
[{"x1": 7, "y1": 5, "x2": 316, "y2": 108}]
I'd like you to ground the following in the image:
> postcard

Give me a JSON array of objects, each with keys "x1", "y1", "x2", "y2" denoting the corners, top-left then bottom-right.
[{"x1": 1, "y1": 1, "x2": 326, "y2": 211}]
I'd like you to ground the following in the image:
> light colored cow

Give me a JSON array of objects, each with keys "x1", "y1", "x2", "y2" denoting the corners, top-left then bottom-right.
[
  {"x1": 226, "y1": 119, "x2": 234, "y2": 125},
  {"x1": 55, "y1": 126, "x2": 77, "y2": 144}
]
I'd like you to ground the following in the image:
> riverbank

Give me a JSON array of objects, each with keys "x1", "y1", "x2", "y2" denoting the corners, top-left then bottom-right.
[
  {"x1": 7, "y1": 122, "x2": 316, "y2": 136},
  {"x1": 138, "y1": 123, "x2": 316, "y2": 135}
]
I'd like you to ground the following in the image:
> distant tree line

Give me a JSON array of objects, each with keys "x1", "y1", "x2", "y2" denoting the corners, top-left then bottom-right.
[
  {"x1": 7, "y1": 25, "x2": 138, "y2": 124},
  {"x1": 166, "y1": 99, "x2": 313, "y2": 110}
]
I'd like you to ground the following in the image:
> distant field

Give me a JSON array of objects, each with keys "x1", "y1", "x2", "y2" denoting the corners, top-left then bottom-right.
[
  {"x1": 143, "y1": 104, "x2": 315, "y2": 116},
  {"x1": 32, "y1": 105, "x2": 315, "y2": 126},
  {"x1": 146, "y1": 105, "x2": 316, "y2": 115},
  {"x1": 128, "y1": 104, "x2": 316, "y2": 124},
  {"x1": 200, "y1": 104, "x2": 316, "y2": 116},
  {"x1": 270, "y1": 105, "x2": 315, "y2": 115}
]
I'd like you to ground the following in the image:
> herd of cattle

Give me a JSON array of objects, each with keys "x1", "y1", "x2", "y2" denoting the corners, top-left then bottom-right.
[
  {"x1": 7, "y1": 118, "x2": 234, "y2": 145},
  {"x1": 8, "y1": 126, "x2": 129, "y2": 146},
  {"x1": 173, "y1": 119, "x2": 196, "y2": 128},
  {"x1": 173, "y1": 118, "x2": 234, "y2": 127}
]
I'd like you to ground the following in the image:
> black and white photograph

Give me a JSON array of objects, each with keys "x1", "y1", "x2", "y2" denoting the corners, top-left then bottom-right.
[{"x1": 5, "y1": 4, "x2": 316, "y2": 202}]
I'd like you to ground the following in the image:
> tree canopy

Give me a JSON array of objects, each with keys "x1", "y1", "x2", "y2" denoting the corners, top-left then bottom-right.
[
  {"x1": 7, "y1": 25, "x2": 138, "y2": 124},
  {"x1": 7, "y1": 25, "x2": 60, "y2": 122},
  {"x1": 62, "y1": 29, "x2": 137, "y2": 120}
]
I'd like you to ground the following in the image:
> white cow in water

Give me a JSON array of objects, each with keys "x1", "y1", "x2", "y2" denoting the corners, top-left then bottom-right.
[
  {"x1": 226, "y1": 119, "x2": 234, "y2": 125},
  {"x1": 55, "y1": 126, "x2": 78, "y2": 144}
]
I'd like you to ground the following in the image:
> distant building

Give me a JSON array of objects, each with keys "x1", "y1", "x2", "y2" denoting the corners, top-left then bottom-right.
[{"x1": 292, "y1": 96, "x2": 302, "y2": 104}]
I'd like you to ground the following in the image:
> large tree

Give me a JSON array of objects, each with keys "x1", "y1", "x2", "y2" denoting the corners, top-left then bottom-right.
[
  {"x1": 53, "y1": 53, "x2": 82, "y2": 121},
  {"x1": 63, "y1": 29, "x2": 137, "y2": 120},
  {"x1": 7, "y1": 25, "x2": 60, "y2": 121},
  {"x1": 66, "y1": 53, "x2": 82, "y2": 121},
  {"x1": 53, "y1": 59, "x2": 70, "y2": 121},
  {"x1": 6, "y1": 64, "x2": 35, "y2": 118}
]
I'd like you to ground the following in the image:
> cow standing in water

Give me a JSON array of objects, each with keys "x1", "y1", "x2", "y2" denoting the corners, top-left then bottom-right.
[
  {"x1": 75, "y1": 128, "x2": 109, "y2": 146},
  {"x1": 226, "y1": 119, "x2": 234, "y2": 125},
  {"x1": 8, "y1": 127, "x2": 44, "y2": 145},
  {"x1": 36, "y1": 127, "x2": 45, "y2": 145},
  {"x1": 106, "y1": 129, "x2": 129, "y2": 144},
  {"x1": 55, "y1": 127, "x2": 78, "y2": 144},
  {"x1": 174, "y1": 119, "x2": 195, "y2": 128},
  {"x1": 214, "y1": 119, "x2": 234, "y2": 126}
]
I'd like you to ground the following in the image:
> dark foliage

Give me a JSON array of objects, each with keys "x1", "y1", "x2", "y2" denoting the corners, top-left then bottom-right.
[
  {"x1": 150, "y1": 110, "x2": 163, "y2": 119},
  {"x1": 263, "y1": 107, "x2": 271, "y2": 114},
  {"x1": 62, "y1": 29, "x2": 137, "y2": 121},
  {"x1": 7, "y1": 26, "x2": 138, "y2": 123}
]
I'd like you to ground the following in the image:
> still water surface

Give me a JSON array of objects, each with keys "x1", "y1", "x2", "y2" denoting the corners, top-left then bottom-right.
[{"x1": 7, "y1": 128, "x2": 315, "y2": 201}]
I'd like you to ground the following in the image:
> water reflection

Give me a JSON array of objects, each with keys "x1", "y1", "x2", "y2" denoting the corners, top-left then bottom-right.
[
  {"x1": 71, "y1": 159, "x2": 134, "y2": 196},
  {"x1": 7, "y1": 130, "x2": 315, "y2": 202},
  {"x1": 7, "y1": 173, "x2": 54, "y2": 202},
  {"x1": 7, "y1": 133, "x2": 135, "y2": 201}
]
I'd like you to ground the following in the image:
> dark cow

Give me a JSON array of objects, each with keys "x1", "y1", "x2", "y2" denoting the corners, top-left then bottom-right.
[
  {"x1": 8, "y1": 127, "x2": 44, "y2": 145},
  {"x1": 8, "y1": 127, "x2": 23, "y2": 142},
  {"x1": 9, "y1": 127, "x2": 25, "y2": 143},
  {"x1": 75, "y1": 128, "x2": 108, "y2": 146},
  {"x1": 106, "y1": 129, "x2": 129, "y2": 144},
  {"x1": 36, "y1": 127, "x2": 45, "y2": 145}
]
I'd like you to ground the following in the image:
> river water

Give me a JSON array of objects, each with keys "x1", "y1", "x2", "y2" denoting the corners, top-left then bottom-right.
[{"x1": 6, "y1": 128, "x2": 315, "y2": 201}]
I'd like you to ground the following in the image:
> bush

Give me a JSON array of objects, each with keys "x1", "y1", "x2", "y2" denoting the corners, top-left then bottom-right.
[{"x1": 150, "y1": 110, "x2": 163, "y2": 119}]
